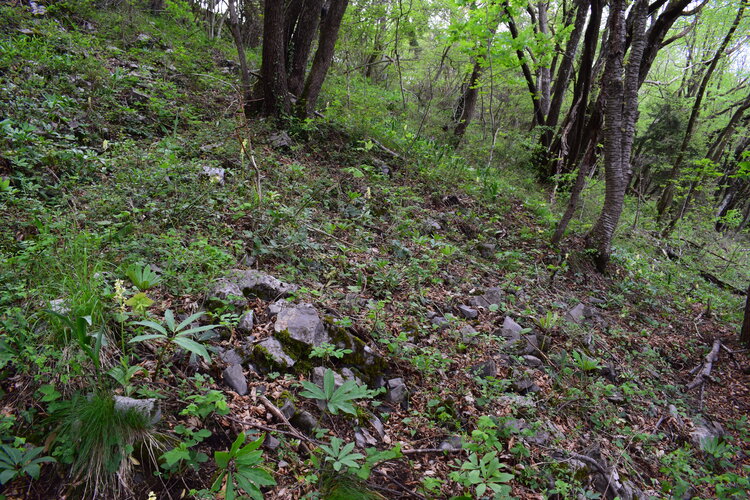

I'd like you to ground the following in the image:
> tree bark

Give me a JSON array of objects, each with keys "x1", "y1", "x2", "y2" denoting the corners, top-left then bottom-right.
[
  {"x1": 741, "y1": 285, "x2": 750, "y2": 346},
  {"x1": 505, "y1": 2, "x2": 545, "y2": 128},
  {"x1": 287, "y1": 0, "x2": 324, "y2": 97},
  {"x1": 297, "y1": 0, "x2": 349, "y2": 117},
  {"x1": 253, "y1": 0, "x2": 290, "y2": 116},
  {"x1": 453, "y1": 61, "x2": 483, "y2": 143},
  {"x1": 656, "y1": 2, "x2": 746, "y2": 222},
  {"x1": 586, "y1": 0, "x2": 647, "y2": 272},
  {"x1": 227, "y1": 0, "x2": 254, "y2": 116}
]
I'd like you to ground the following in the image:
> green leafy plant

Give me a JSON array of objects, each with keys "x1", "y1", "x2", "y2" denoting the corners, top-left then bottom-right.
[
  {"x1": 46, "y1": 312, "x2": 104, "y2": 380},
  {"x1": 318, "y1": 437, "x2": 364, "y2": 472},
  {"x1": 160, "y1": 425, "x2": 211, "y2": 472},
  {"x1": 130, "y1": 310, "x2": 216, "y2": 373},
  {"x1": 0, "y1": 442, "x2": 56, "y2": 485},
  {"x1": 107, "y1": 358, "x2": 145, "y2": 396},
  {"x1": 449, "y1": 450, "x2": 514, "y2": 498},
  {"x1": 125, "y1": 292, "x2": 154, "y2": 315},
  {"x1": 571, "y1": 350, "x2": 601, "y2": 372},
  {"x1": 299, "y1": 369, "x2": 373, "y2": 416},
  {"x1": 125, "y1": 263, "x2": 162, "y2": 290},
  {"x1": 181, "y1": 389, "x2": 229, "y2": 420},
  {"x1": 309, "y1": 342, "x2": 352, "y2": 363},
  {"x1": 211, "y1": 432, "x2": 276, "y2": 500}
]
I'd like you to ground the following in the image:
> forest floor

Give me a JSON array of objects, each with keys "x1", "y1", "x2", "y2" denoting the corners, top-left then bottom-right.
[{"x1": 1, "y1": 3, "x2": 749, "y2": 499}]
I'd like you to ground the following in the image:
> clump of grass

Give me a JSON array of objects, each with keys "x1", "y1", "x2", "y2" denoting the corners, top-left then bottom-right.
[{"x1": 49, "y1": 392, "x2": 162, "y2": 496}]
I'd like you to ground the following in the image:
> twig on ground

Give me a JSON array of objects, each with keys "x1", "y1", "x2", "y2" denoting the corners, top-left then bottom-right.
[{"x1": 687, "y1": 339, "x2": 722, "y2": 390}]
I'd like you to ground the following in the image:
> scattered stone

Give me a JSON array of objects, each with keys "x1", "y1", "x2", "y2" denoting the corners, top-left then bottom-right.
[
  {"x1": 370, "y1": 416, "x2": 385, "y2": 439},
  {"x1": 372, "y1": 158, "x2": 391, "y2": 177},
  {"x1": 501, "y1": 316, "x2": 523, "y2": 337},
  {"x1": 522, "y1": 355, "x2": 543, "y2": 367},
  {"x1": 274, "y1": 303, "x2": 329, "y2": 346},
  {"x1": 219, "y1": 348, "x2": 243, "y2": 366},
  {"x1": 211, "y1": 270, "x2": 297, "y2": 308},
  {"x1": 566, "y1": 303, "x2": 597, "y2": 324},
  {"x1": 29, "y1": 1, "x2": 47, "y2": 15},
  {"x1": 423, "y1": 217, "x2": 442, "y2": 232},
  {"x1": 511, "y1": 370, "x2": 540, "y2": 395},
  {"x1": 438, "y1": 435, "x2": 463, "y2": 451},
  {"x1": 237, "y1": 311, "x2": 254, "y2": 334},
  {"x1": 690, "y1": 417, "x2": 724, "y2": 451},
  {"x1": 341, "y1": 368, "x2": 364, "y2": 386},
  {"x1": 477, "y1": 242, "x2": 496, "y2": 259},
  {"x1": 113, "y1": 396, "x2": 161, "y2": 425},
  {"x1": 497, "y1": 394, "x2": 536, "y2": 408},
  {"x1": 135, "y1": 33, "x2": 152, "y2": 44},
  {"x1": 209, "y1": 280, "x2": 245, "y2": 308},
  {"x1": 290, "y1": 410, "x2": 318, "y2": 434},
  {"x1": 267, "y1": 299, "x2": 287, "y2": 316},
  {"x1": 385, "y1": 378, "x2": 408, "y2": 405},
  {"x1": 599, "y1": 363, "x2": 618, "y2": 383},
  {"x1": 270, "y1": 131, "x2": 292, "y2": 149},
  {"x1": 460, "y1": 325, "x2": 479, "y2": 344},
  {"x1": 457, "y1": 305, "x2": 478, "y2": 320},
  {"x1": 263, "y1": 435, "x2": 280, "y2": 450},
  {"x1": 254, "y1": 337, "x2": 295, "y2": 368},
  {"x1": 200, "y1": 166, "x2": 225, "y2": 184},
  {"x1": 354, "y1": 427, "x2": 378, "y2": 448},
  {"x1": 430, "y1": 316, "x2": 449, "y2": 331},
  {"x1": 239, "y1": 253, "x2": 256, "y2": 267},
  {"x1": 590, "y1": 297, "x2": 607, "y2": 305},
  {"x1": 468, "y1": 287, "x2": 504, "y2": 309},
  {"x1": 312, "y1": 366, "x2": 344, "y2": 389},
  {"x1": 469, "y1": 360, "x2": 497, "y2": 379},
  {"x1": 441, "y1": 194, "x2": 460, "y2": 207},
  {"x1": 280, "y1": 401, "x2": 296, "y2": 420},
  {"x1": 426, "y1": 310, "x2": 439, "y2": 320},
  {"x1": 222, "y1": 364, "x2": 248, "y2": 396}
]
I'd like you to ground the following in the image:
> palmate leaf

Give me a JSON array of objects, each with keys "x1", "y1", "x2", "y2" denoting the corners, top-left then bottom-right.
[
  {"x1": 299, "y1": 381, "x2": 327, "y2": 401},
  {"x1": 131, "y1": 320, "x2": 168, "y2": 336},
  {"x1": 176, "y1": 311, "x2": 206, "y2": 332},
  {"x1": 235, "y1": 472, "x2": 264, "y2": 500}
]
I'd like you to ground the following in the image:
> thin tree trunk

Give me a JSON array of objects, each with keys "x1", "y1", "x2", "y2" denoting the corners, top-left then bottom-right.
[
  {"x1": 227, "y1": 0, "x2": 254, "y2": 116},
  {"x1": 707, "y1": 90, "x2": 750, "y2": 163},
  {"x1": 656, "y1": 3, "x2": 746, "y2": 222},
  {"x1": 297, "y1": 0, "x2": 349, "y2": 117},
  {"x1": 586, "y1": 0, "x2": 647, "y2": 272},
  {"x1": 505, "y1": 2, "x2": 545, "y2": 127},
  {"x1": 287, "y1": 0, "x2": 324, "y2": 97},
  {"x1": 742, "y1": 283, "x2": 750, "y2": 347},
  {"x1": 536, "y1": 1, "x2": 551, "y2": 117},
  {"x1": 453, "y1": 61, "x2": 483, "y2": 143}
]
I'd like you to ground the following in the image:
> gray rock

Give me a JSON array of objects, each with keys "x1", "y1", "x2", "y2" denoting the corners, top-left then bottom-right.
[
  {"x1": 370, "y1": 416, "x2": 385, "y2": 439},
  {"x1": 113, "y1": 396, "x2": 161, "y2": 425},
  {"x1": 270, "y1": 131, "x2": 293, "y2": 149},
  {"x1": 477, "y1": 243, "x2": 496, "y2": 259},
  {"x1": 220, "y1": 348, "x2": 243, "y2": 366},
  {"x1": 469, "y1": 360, "x2": 497, "y2": 379},
  {"x1": 274, "y1": 303, "x2": 329, "y2": 346},
  {"x1": 280, "y1": 400, "x2": 295, "y2": 420},
  {"x1": 222, "y1": 364, "x2": 248, "y2": 396},
  {"x1": 255, "y1": 337, "x2": 295, "y2": 368},
  {"x1": 457, "y1": 305, "x2": 478, "y2": 320},
  {"x1": 201, "y1": 166, "x2": 225, "y2": 184},
  {"x1": 267, "y1": 299, "x2": 288, "y2": 316},
  {"x1": 522, "y1": 355, "x2": 543, "y2": 367},
  {"x1": 233, "y1": 269, "x2": 298, "y2": 300},
  {"x1": 501, "y1": 316, "x2": 523, "y2": 338},
  {"x1": 354, "y1": 427, "x2": 378, "y2": 448},
  {"x1": 385, "y1": 378, "x2": 408, "y2": 405},
  {"x1": 209, "y1": 280, "x2": 246, "y2": 308},
  {"x1": 430, "y1": 316, "x2": 449, "y2": 331},
  {"x1": 468, "y1": 287, "x2": 504, "y2": 309},
  {"x1": 237, "y1": 311, "x2": 254, "y2": 334},
  {"x1": 566, "y1": 303, "x2": 597, "y2": 324},
  {"x1": 497, "y1": 394, "x2": 536, "y2": 408},
  {"x1": 438, "y1": 436, "x2": 463, "y2": 451},
  {"x1": 423, "y1": 217, "x2": 442, "y2": 232},
  {"x1": 460, "y1": 324, "x2": 479, "y2": 344},
  {"x1": 690, "y1": 417, "x2": 724, "y2": 451},
  {"x1": 291, "y1": 410, "x2": 318, "y2": 434},
  {"x1": 263, "y1": 435, "x2": 280, "y2": 450},
  {"x1": 511, "y1": 370, "x2": 540, "y2": 395},
  {"x1": 312, "y1": 366, "x2": 344, "y2": 389},
  {"x1": 239, "y1": 253, "x2": 256, "y2": 267},
  {"x1": 341, "y1": 368, "x2": 364, "y2": 386},
  {"x1": 521, "y1": 334, "x2": 540, "y2": 355}
]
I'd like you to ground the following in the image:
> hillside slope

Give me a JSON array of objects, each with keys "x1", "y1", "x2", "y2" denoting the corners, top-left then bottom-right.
[{"x1": 1, "y1": 3, "x2": 749, "y2": 499}]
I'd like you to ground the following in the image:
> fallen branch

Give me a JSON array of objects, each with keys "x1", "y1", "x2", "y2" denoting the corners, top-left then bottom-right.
[
  {"x1": 257, "y1": 394, "x2": 314, "y2": 453},
  {"x1": 687, "y1": 339, "x2": 722, "y2": 390},
  {"x1": 402, "y1": 447, "x2": 462, "y2": 455},
  {"x1": 698, "y1": 271, "x2": 746, "y2": 296}
]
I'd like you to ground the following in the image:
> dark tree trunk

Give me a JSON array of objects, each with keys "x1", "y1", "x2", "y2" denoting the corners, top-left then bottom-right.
[
  {"x1": 287, "y1": 0, "x2": 324, "y2": 97},
  {"x1": 742, "y1": 283, "x2": 750, "y2": 347},
  {"x1": 227, "y1": 0, "x2": 254, "y2": 116},
  {"x1": 505, "y1": 2, "x2": 545, "y2": 128},
  {"x1": 656, "y1": 3, "x2": 746, "y2": 224},
  {"x1": 586, "y1": 0, "x2": 647, "y2": 272},
  {"x1": 452, "y1": 61, "x2": 483, "y2": 143},
  {"x1": 707, "y1": 90, "x2": 750, "y2": 163},
  {"x1": 252, "y1": 0, "x2": 291, "y2": 117},
  {"x1": 365, "y1": 15, "x2": 387, "y2": 79},
  {"x1": 297, "y1": 0, "x2": 349, "y2": 117}
]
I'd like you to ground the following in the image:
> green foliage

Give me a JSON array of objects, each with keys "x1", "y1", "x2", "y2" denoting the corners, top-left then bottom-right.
[
  {"x1": 309, "y1": 342, "x2": 353, "y2": 362},
  {"x1": 210, "y1": 433, "x2": 276, "y2": 500},
  {"x1": 125, "y1": 263, "x2": 162, "y2": 291},
  {"x1": 130, "y1": 310, "x2": 217, "y2": 370},
  {"x1": 299, "y1": 369, "x2": 374, "y2": 416},
  {"x1": 160, "y1": 425, "x2": 211, "y2": 472},
  {"x1": 0, "y1": 442, "x2": 55, "y2": 484},
  {"x1": 107, "y1": 358, "x2": 145, "y2": 397},
  {"x1": 571, "y1": 350, "x2": 601, "y2": 373},
  {"x1": 318, "y1": 437, "x2": 365, "y2": 472},
  {"x1": 180, "y1": 388, "x2": 229, "y2": 420},
  {"x1": 45, "y1": 312, "x2": 104, "y2": 379},
  {"x1": 450, "y1": 450, "x2": 514, "y2": 498}
]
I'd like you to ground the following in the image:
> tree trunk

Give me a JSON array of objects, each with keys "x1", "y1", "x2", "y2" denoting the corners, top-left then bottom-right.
[
  {"x1": 287, "y1": 0, "x2": 324, "y2": 97},
  {"x1": 227, "y1": 0, "x2": 254, "y2": 116},
  {"x1": 254, "y1": 0, "x2": 290, "y2": 117},
  {"x1": 452, "y1": 61, "x2": 483, "y2": 143},
  {"x1": 505, "y1": 2, "x2": 545, "y2": 128},
  {"x1": 707, "y1": 90, "x2": 750, "y2": 163},
  {"x1": 297, "y1": 0, "x2": 349, "y2": 117},
  {"x1": 656, "y1": 3, "x2": 746, "y2": 222},
  {"x1": 742, "y1": 283, "x2": 750, "y2": 347},
  {"x1": 586, "y1": 0, "x2": 647, "y2": 272},
  {"x1": 536, "y1": 1, "x2": 551, "y2": 118}
]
